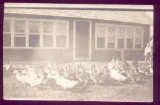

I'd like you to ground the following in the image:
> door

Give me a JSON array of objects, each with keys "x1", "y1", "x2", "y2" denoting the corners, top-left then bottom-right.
[{"x1": 74, "y1": 20, "x2": 91, "y2": 60}]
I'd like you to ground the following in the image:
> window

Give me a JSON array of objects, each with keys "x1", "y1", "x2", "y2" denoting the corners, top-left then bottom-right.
[
  {"x1": 29, "y1": 21, "x2": 40, "y2": 47},
  {"x1": 43, "y1": 22, "x2": 54, "y2": 47},
  {"x1": 126, "y1": 27, "x2": 134, "y2": 49},
  {"x1": 117, "y1": 26, "x2": 125, "y2": 48},
  {"x1": 95, "y1": 23, "x2": 143, "y2": 50},
  {"x1": 4, "y1": 19, "x2": 10, "y2": 32},
  {"x1": 3, "y1": 19, "x2": 11, "y2": 47},
  {"x1": 135, "y1": 28, "x2": 143, "y2": 48},
  {"x1": 3, "y1": 18, "x2": 69, "y2": 49},
  {"x1": 96, "y1": 25, "x2": 106, "y2": 48},
  {"x1": 14, "y1": 20, "x2": 26, "y2": 47},
  {"x1": 107, "y1": 26, "x2": 116, "y2": 48},
  {"x1": 56, "y1": 21, "x2": 68, "y2": 47}
]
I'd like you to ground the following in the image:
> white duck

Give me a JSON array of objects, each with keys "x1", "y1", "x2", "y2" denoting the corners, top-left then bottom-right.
[
  {"x1": 12, "y1": 70, "x2": 29, "y2": 83},
  {"x1": 3, "y1": 62, "x2": 12, "y2": 71},
  {"x1": 109, "y1": 68, "x2": 127, "y2": 81},
  {"x1": 53, "y1": 73, "x2": 79, "y2": 91}
]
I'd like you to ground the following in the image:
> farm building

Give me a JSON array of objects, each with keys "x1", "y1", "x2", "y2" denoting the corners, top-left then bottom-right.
[{"x1": 3, "y1": 5, "x2": 153, "y2": 62}]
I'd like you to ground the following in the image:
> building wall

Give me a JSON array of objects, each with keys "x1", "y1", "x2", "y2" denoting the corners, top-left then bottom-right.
[
  {"x1": 91, "y1": 20, "x2": 150, "y2": 61},
  {"x1": 3, "y1": 14, "x2": 74, "y2": 62},
  {"x1": 3, "y1": 14, "x2": 150, "y2": 62}
]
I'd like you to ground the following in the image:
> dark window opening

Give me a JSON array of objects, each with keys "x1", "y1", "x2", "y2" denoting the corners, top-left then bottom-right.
[
  {"x1": 3, "y1": 34, "x2": 11, "y2": 47},
  {"x1": 108, "y1": 42, "x2": 115, "y2": 48},
  {"x1": 117, "y1": 39, "x2": 124, "y2": 48},
  {"x1": 127, "y1": 39, "x2": 133, "y2": 48},
  {"x1": 14, "y1": 37, "x2": 25, "y2": 47},
  {"x1": 97, "y1": 38, "x2": 105, "y2": 48},
  {"x1": 135, "y1": 44, "x2": 141, "y2": 48},
  {"x1": 43, "y1": 35, "x2": 53, "y2": 47},
  {"x1": 29, "y1": 35, "x2": 40, "y2": 47}
]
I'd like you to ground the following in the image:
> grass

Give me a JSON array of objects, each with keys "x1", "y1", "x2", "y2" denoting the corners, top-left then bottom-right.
[{"x1": 3, "y1": 62, "x2": 153, "y2": 102}]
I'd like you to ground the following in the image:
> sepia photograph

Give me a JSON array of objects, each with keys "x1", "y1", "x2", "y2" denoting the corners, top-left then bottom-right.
[{"x1": 3, "y1": 3, "x2": 153, "y2": 102}]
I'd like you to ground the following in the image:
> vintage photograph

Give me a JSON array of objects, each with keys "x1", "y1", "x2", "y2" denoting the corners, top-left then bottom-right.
[{"x1": 3, "y1": 3, "x2": 153, "y2": 102}]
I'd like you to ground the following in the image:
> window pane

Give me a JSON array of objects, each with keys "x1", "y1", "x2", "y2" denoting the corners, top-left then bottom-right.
[
  {"x1": 108, "y1": 26, "x2": 116, "y2": 37},
  {"x1": 14, "y1": 37, "x2": 25, "y2": 47},
  {"x1": 108, "y1": 42, "x2": 115, "y2": 48},
  {"x1": 3, "y1": 34, "x2": 11, "y2": 47},
  {"x1": 43, "y1": 22, "x2": 53, "y2": 33},
  {"x1": 117, "y1": 39, "x2": 124, "y2": 48},
  {"x1": 56, "y1": 22, "x2": 67, "y2": 35},
  {"x1": 127, "y1": 39, "x2": 133, "y2": 48},
  {"x1": 135, "y1": 38, "x2": 141, "y2": 44},
  {"x1": 56, "y1": 36, "x2": 66, "y2": 47},
  {"x1": 97, "y1": 25, "x2": 106, "y2": 37},
  {"x1": 97, "y1": 37, "x2": 105, "y2": 48},
  {"x1": 29, "y1": 35, "x2": 40, "y2": 47},
  {"x1": 43, "y1": 35, "x2": 53, "y2": 47},
  {"x1": 3, "y1": 20, "x2": 10, "y2": 32},
  {"x1": 29, "y1": 21, "x2": 40, "y2": 33},
  {"x1": 108, "y1": 37, "x2": 115, "y2": 42},
  {"x1": 135, "y1": 44, "x2": 141, "y2": 48},
  {"x1": 117, "y1": 27, "x2": 125, "y2": 38},
  {"x1": 135, "y1": 28, "x2": 142, "y2": 36},
  {"x1": 15, "y1": 20, "x2": 25, "y2": 33},
  {"x1": 127, "y1": 27, "x2": 134, "y2": 38}
]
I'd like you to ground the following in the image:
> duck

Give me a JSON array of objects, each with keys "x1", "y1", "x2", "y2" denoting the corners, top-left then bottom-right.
[
  {"x1": 98, "y1": 66, "x2": 110, "y2": 84},
  {"x1": 53, "y1": 73, "x2": 79, "y2": 91},
  {"x1": 63, "y1": 64, "x2": 77, "y2": 80},
  {"x1": 149, "y1": 64, "x2": 153, "y2": 74},
  {"x1": 109, "y1": 68, "x2": 128, "y2": 82},
  {"x1": 12, "y1": 70, "x2": 29, "y2": 83},
  {"x1": 4, "y1": 62, "x2": 12, "y2": 71},
  {"x1": 88, "y1": 64, "x2": 101, "y2": 85},
  {"x1": 75, "y1": 63, "x2": 90, "y2": 85},
  {"x1": 24, "y1": 65, "x2": 45, "y2": 87}
]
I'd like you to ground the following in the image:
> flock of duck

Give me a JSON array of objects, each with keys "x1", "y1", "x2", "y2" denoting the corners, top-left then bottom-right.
[{"x1": 3, "y1": 59, "x2": 153, "y2": 91}]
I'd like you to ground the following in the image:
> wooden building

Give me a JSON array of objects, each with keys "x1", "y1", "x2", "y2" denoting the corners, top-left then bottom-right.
[{"x1": 3, "y1": 7, "x2": 153, "y2": 62}]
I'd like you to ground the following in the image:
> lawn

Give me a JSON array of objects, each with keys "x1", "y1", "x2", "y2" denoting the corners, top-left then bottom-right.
[{"x1": 3, "y1": 61, "x2": 153, "y2": 102}]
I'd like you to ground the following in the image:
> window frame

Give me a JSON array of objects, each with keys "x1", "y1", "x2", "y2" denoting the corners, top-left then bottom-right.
[
  {"x1": 3, "y1": 18, "x2": 69, "y2": 49},
  {"x1": 3, "y1": 18, "x2": 12, "y2": 47},
  {"x1": 134, "y1": 27, "x2": 143, "y2": 49},
  {"x1": 14, "y1": 19, "x2": 26, "y2": 48},
  {"x1": 95, "y1": 23, "x2": 107, "y2": 50},
  {"x1": 55, "y1": 20, "x2": 69, "y2": 48},
  {"x1": 95, "y1": 23, "x2": 144, "y2": 50},
  {"x1": 42, "y1": 21, "x2": 54, "y2": 48}
]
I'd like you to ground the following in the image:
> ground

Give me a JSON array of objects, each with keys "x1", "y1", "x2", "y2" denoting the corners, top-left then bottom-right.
[{"x1": 3, "y1": 62, "x2": 153, "y2": 102}]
